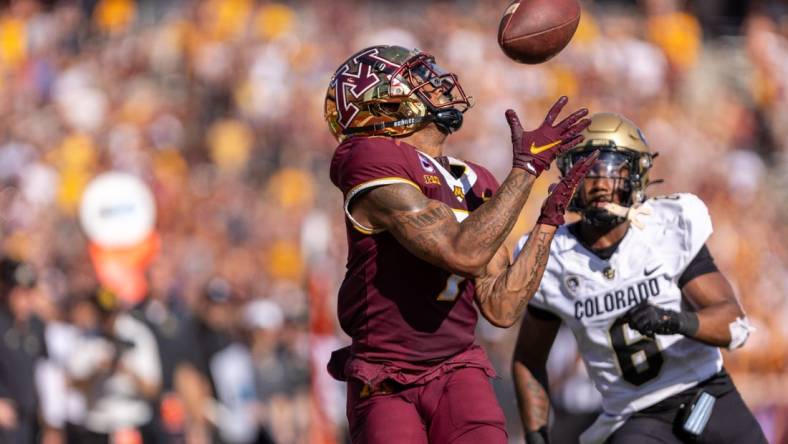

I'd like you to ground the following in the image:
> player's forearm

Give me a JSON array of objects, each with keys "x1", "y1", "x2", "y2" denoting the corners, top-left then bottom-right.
[
  {"x1": 451, "y1": 169, "x2": 535, "y2": 274},
  {"x1": 690, "y1": 301, "x2": 744, "y2": 347},
  {"x1": 477, "y1": 224, "x2": 555, "y2": 327},
  {"x1": 513, "y1": 360, "x2": 551, "y2": 433}
]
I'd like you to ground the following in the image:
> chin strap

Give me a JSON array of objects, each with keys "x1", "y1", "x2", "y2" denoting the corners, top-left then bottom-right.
[
  {"x1": 431, "y1": 108, "x2": 463, "y2": 134},
  {"x1": 342, "y1": 108, "x2": 464, "y2": 137},
  {"x1": 601, "y1": 202, "x2": 652, "y2": 230},
  {"x1": 342, "y1": 115, "x2": 432, "y2": 136}
]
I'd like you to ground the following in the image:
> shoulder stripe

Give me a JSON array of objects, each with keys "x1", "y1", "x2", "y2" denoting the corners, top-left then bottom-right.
[{"x1": 344, "y1": 177, "x2": 422, "y2": 235}]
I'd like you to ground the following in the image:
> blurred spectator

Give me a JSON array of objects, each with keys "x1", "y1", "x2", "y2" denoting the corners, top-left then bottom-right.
[
  {"x1": 0, "y1": 257, "x2": 46, "y2": 444},
  {"x1": 176, "y1": 278, "x2": 262, "y2": 444},
  {"x1": 64, "y1": 288, "x2": 161, "y2": 443},
  {"x1": 244, "y1": 299, "x2": 310, "y2": 444}
]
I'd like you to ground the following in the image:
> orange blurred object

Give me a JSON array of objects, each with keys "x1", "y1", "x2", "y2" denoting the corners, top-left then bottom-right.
[
  {"x1": 94, "y1": 0, "x2": 137, "y2": 34},
  {"x1": 89, "y1": 232, "x2": 160, "y2": 306}
]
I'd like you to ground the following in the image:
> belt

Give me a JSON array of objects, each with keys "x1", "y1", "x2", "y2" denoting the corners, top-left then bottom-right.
[{"x1": 359, "y1": 380, "x2": 402, "y2": 399}]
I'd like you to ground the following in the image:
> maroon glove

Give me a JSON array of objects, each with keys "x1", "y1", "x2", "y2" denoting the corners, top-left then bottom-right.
[
  {"x1": 537, "y1": 150, "x2": 599, "y2": 226},
  {"x1": 506, "y1": 96, "x2": 591, "y2": 177}
]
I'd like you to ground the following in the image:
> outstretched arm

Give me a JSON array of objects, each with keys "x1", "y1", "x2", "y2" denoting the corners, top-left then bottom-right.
[
  {"x1": 474, "y1": 226, "x2": 555, "y2": 327},
  {"x1": 681, "y1": 271, "x2": 746, "y2": 347},
  {"x1": 626, "y1": 271, "x2": 747, "y2": 348},
  {"x1": 513, "y1": 310, "x2": 561, "y2": 443},
  {"x1": 353, "y1": 97, "x2": 590, "y2": 277},
  {"x1": 473, "y1": 151, "x2": 599, "y2": 326},
  {"x1": 626, "y1": 243, "x2": 751, "y2": 349},
  {"x1": 361, "y1": 169, "x2": 534, "y2": 277}
]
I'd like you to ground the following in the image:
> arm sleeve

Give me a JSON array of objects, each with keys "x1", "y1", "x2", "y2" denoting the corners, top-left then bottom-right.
[{"x1": 678, "y1": 244, "x2": 719, "y2": 288}]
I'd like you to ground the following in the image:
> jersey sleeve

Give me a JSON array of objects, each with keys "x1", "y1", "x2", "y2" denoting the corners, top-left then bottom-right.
[
  {"x1": 330, "y1": 138, "x2": 424, "y2": 234},
  {"x1": 678, "y1": 244, "x2": 719, "y2": 287},
  {"x1": 645, "y1": 193, "x2": 713, "y2": 276},
  {"x1": 676, "y1": 193, "x2": 713, "y2": 273}
]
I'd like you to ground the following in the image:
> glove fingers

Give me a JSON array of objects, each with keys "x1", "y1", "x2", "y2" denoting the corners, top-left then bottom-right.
[
  {"x1": 557, "y1": 135, "x2": 585, "y2": 156},
  {"x1": 505, "y1": 109, "x2": 523, "y2": 144},
  {"x1": 625, "y1": 301, "x2": 649, "y2": 319},
  {"x1": 544, "y1": 96, "x2": 568, "y2": 126},
  {"x1": 630, "y1": 311, "x2": 650, "y2": 325},
  {"x1": 569, "y1": 151, "x2": 599, "y2": 185},
  {"x1": 569, "y1": 150, "x2": 599, "y2": 177},
  {"x1": 561, "y1": 117, "x2": 592, "y2": 140},
  {"x1": 556, "y1": 108, "x2": 589, "y2": 131}
]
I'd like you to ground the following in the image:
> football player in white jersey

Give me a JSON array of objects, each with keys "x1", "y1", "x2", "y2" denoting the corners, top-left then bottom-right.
[{"x1": 511, "y1": 113, "x2": 766, "y2": 444}]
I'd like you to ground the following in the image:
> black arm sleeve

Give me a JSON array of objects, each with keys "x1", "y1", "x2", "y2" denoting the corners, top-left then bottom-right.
[
  {"x1": 527, "y1": 304, "x2": 561, "y2": 321},
  {"x1": 678, "y1": 244, "x2": 719, "y2": 288}
]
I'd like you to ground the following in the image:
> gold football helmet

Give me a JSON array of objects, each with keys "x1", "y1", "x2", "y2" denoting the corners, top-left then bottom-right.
[
  {"x1": 324, "y1": 45, "x2": 473, "y2": 142},
  {"x1": 557, "y1": 112, "x2": 655, "y2": 224}
]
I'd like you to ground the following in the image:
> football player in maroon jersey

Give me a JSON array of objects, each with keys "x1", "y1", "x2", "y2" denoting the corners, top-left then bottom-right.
[{"x1": 325, "y1": 45, "x2": 597, "y2": 444}]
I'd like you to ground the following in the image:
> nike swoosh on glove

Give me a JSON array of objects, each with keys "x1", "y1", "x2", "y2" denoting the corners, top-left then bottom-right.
[
  {"x1": 506, "y1": 96, "x2": 591, "y2": 177},
  {"x1": 537, "y1": 150, "x2": 599, "y2": 226}
]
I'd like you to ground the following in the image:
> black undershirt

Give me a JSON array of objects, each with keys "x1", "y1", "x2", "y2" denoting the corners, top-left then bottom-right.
[
  {"x1": 567, "y1": 223, "x2": 623, "y2": 260},
  {"x1": 528, "y1": 227, "x2": 720, "y2": 321}
]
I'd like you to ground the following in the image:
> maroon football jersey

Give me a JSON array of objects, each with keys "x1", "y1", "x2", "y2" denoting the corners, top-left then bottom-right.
[{"x1": 329, "y1": 136, "x2": 500, "y2": 367}]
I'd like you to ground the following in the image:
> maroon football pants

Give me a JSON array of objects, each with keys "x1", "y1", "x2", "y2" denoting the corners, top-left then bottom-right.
[{"x1": 346, "y1": 367, "x2": 507, "y2": 444}]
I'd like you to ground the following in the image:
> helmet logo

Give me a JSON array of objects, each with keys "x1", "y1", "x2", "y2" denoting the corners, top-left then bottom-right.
[{"x1": 334, "y1": 48, "x2": 400, "y2": 128}]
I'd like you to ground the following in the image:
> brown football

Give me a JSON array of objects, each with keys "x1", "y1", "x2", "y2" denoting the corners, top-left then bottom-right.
[{"x1": 497, "y1": 0, "x2": 581, "y2": 64}]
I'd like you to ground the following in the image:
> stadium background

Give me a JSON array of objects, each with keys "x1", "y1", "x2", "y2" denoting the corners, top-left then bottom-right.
[{"x1": 0, "y1": 0, "x2": 786, "y2": 442}]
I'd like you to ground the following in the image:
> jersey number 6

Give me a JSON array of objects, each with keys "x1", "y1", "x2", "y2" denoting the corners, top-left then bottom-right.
[{"x1": 609, "y1": 316, "x2": 664, "y2": 386}]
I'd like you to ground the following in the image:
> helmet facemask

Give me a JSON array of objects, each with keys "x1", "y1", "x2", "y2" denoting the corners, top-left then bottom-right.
[
  {"x1": 559, "y1": 148, "x2": 648, "y2": 227},
  {"x1": 557, "y1": 112, "x2": 655, "y2": 228}
]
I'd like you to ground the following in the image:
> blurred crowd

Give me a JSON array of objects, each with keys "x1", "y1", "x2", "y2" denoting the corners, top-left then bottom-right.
[{"x1": 0, "y1": 0, "x2": 786, "y2": 443}]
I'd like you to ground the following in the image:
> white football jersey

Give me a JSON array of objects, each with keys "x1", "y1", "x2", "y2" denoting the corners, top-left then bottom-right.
[{"x1": 516, "y1": 193, "x2": 723, "y2": 442}]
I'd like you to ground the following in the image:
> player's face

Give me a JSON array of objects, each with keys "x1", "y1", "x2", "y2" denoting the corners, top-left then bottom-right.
[
  {"x1": 577, "y1": 151, "x2": 631, "y2": 209},
  {"x1": 408, "y1": 57, "x2": 471, "y2": 112}
]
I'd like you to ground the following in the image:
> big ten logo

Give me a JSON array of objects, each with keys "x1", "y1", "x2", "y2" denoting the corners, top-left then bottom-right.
[{"x1": 424, "y1": 175, "x2": 441, "y2": 185}]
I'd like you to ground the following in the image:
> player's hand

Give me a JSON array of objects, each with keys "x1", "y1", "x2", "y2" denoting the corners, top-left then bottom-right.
[
  {"x1": 625, "y1": 302, "x2": 699, "y2": 337},
  {"x1": 537, "y1": 150, "x2": 599, "y2": 226},
  {"x1": 506, "y1": 96, "x2": 591, "y2": 176}
]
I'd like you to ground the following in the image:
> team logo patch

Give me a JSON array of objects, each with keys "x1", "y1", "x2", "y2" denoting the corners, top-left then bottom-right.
[
  {"x1": 563, "y1": 275, "x2": 581, "y2": 295},
  {"x1": 453, "y1": 186, "x2": 465, "y2": 202},
  {"x1": 424, "y1": 175, "x2": 441, "y2": 185},
  {"x1": 418, "y1": 154, "x2": 435, "y2": 172},
  {"x1": 603, "y1": 266, "x2": 616, "y2": 280}
]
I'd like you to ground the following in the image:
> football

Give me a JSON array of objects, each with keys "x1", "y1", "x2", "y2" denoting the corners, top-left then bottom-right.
[{"x1": 497, "y1": 0, "x2": 581, "y2": 64}]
